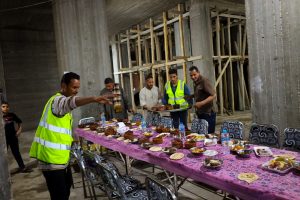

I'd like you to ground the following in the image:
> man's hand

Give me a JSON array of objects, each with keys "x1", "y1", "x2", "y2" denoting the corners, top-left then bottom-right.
[
  {"x1": 194, "y1": 101, "x2": 203, "y2": 109},
  {"x1": 95, "y1": 96, "x2": 112, "y2": 104},
  {"x1": 16, "y1": 129, "x2": 22, "y2": 137}
]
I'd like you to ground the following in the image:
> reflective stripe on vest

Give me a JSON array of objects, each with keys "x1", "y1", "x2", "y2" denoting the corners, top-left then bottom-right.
[
  {"x1": 165, "y1": 80, "x2": 188, "y2": 108},
  {"x1": 34, "y1": 137, "x2": 71, "y2": 150},
  {"x1": 39, "y1": 121, "x2": 72, "y2": 136}
]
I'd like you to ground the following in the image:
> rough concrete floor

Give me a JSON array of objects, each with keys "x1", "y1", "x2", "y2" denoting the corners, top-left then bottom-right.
[{"x1": 8, "y1": 111, "x2": 252, "y2": 200}]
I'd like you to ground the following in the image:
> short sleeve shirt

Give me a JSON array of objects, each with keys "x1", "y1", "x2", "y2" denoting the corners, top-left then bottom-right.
[
  {"x1": 194, "y1": 76, "x2": 215, "y2": 114},
  {"x1": 3, "y1": 112, "x2": 22, "y2": 138}
]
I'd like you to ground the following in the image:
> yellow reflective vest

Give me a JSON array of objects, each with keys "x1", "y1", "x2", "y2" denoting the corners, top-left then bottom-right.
[
  {"x1": 165, "y1": 80, "x2": 188, "y2": 109},
  {"x1": 29, "y1": 93, "x2": 73, "y2": 165}
]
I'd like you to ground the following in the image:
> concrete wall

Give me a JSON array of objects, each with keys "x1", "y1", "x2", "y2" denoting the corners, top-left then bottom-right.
[
  {"x1": 246, "y1": 0, "x2": 300, "y2": 141},
  {"x1": 0, "y1": 29, "x2": 59, "y2": 130}
]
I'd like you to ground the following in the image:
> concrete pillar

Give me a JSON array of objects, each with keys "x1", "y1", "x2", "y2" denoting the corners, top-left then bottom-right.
[
  {"x1": 110, "y1": 36, "x2": 120, "y2": 83},
  {"x1": 0, "y1": 46, "x2": 11, "y2": 200},
  {"x1": 53, "y1": 0, "x2": 112, "y2": 123},
  {"x1": 246, "y1": 0, "x2": 300, "y2": 140},
  {"x1": 189, "y1": 0, "x2": 215, "y2": 84},
  {"x1": 174, "y1": 20, "x2": 192, "y2": 83}
]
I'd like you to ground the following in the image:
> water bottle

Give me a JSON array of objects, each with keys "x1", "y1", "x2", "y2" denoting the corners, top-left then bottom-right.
[
  {"x1": 179, "y1": 122, "x2": 186, "y2": 140},
  {"x1": 141, "y1": 118, "x2": 147, "y2": 132},
  {"x1": 101, "y1": 113, "x2": 106, "y2": 127},
  {"x1": 221, "y1": 129, "x2": 228, "y2": 146}
]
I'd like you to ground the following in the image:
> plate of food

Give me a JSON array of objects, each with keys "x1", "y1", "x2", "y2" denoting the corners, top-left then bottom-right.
[
  {"x1": 254, "y1": 146, "x2": 273, "y2": 157},
  {"x1": 262, "y1": 157, "x2": 294, "y2": 174},
  {"x1": 170, "y1": 152, "x2": 184, "y2": 160},
  {"x1": 203, "y1": 150, "x2": 218, "y2": 157},
  {"x1": 149, "y1": 146, "x2": 162, "y2": 152},
  {"x1": 203, "y1": 158, "x2": 223, "y2": 169},
  {"x1": 190, "y1": 147, "x2": 206, "y2": 156},
  {"x1": 140, "y1": 142, "x2": 153, "y2": 149},
  {"x1": 187, "y1": 133, "x2": 206, "y2": 141},
  {"x1": 156, "y1": 132, "x2": 170, "y2": 138},
  {"x1": 204, "y1": 138, "x2": 217, "y2": 146},
  {"x1": 143, "y1": 131, "x2": 153, "y2": 137}
]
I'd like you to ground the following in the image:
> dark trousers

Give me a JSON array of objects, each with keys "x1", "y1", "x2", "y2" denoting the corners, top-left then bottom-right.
[
  {"x1": 170, "y1": 110, "x2": 188, "y2": 129},
  {"x1": 6, "y1": 137, "x2": 25, "y2": 169},
  {"x1": 197, "y1": 112, "x2": 216, "y2": 133},
  {"x1": 42, "y1": 166, "x2": 73, "y2": 200}
]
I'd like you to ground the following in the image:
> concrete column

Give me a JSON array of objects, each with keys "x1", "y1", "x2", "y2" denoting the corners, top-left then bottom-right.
[
  {"x1": 190, "y1": 0, "x2": 215, "y2": 84},
  {"x1": 110, "y1": 36, "x2": 120, "y2": 83},
  {"x1": 174, "y1": 20, "x2": 192, "y2": 82},
  {"x1": 53, "y1": 0, "x2": 112, "y2": 123},
  {"x1": 0, "y1": 45, "x2": 11, "y2": 200},
  {"x1": 246, "y1": 0, "x2": 300, "y2": 139}
]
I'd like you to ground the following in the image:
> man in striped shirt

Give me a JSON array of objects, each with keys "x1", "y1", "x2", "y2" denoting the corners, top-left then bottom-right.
[{"x1": 30, "y1": 72, "x2": 113, "y2": 200}]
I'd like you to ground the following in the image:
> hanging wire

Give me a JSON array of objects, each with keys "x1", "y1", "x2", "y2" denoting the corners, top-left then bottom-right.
[{"x1": 0, "y1": 0, "x2": 52, "y2": 14}]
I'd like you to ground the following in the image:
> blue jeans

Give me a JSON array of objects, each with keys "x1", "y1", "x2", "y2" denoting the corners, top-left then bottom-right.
[
  {"x1": 170, "y1": 110, "x2": 188, "y2": 129},
  {"x1": 197, "y1": 112, "x2": 216, "y2": 133}
]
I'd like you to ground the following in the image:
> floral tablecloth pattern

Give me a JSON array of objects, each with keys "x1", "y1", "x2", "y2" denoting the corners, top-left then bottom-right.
[{"x1": 76, "y1": 128, "x2": 300, "y2": 200}]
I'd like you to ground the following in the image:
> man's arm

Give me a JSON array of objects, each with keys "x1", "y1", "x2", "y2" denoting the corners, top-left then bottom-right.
[
  {"x1": 184, "y1": 84, "x2": 193, "y2": 106},
  {"x1": 52, "y1": 94, "x2": 112, "y2": 117},
  {"x1": 195, "y1": 79, "x2": 216, "y2": 109},
  {"x1": 13, "y1": 113, "x2": 22, "y2": 137}
]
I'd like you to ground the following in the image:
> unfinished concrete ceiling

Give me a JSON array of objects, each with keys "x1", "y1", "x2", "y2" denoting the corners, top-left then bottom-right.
[{"x1": 1, "y1": 0, "x2": 245, "y2": 36}]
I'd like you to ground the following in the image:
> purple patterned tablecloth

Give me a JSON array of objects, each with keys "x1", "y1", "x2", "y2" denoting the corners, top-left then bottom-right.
[{"x1": 76, "y1": 128, "x2": 300, "y2": 200}]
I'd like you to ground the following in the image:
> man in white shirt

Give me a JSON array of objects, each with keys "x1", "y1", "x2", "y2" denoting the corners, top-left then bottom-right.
[{"x1": 139, "y1": 74, "x2": 160, "y2": 111}]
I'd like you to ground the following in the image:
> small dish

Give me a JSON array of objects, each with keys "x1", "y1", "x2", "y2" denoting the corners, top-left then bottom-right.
[
  {"x1": 236, "y1": 149, "x2": 252, "y2": 158},
  {"x1": 203, "y1": 158, "x2": 223, "y2": 169},
  {"x1": 190, "y1": 147, "x2": 206, "y2": 156},
  {"x1": 254, "y1": 146, "x2": 273, "y2": 157},
  {"x1": 203, "y1": 150, "x2": 218, "y2": 157},
  {"x1": 162, "y1": 147, "x2": 177, "y2": 155},
  {"x1": 141, "y1": 142, "x2": 153, "y2": 149}
]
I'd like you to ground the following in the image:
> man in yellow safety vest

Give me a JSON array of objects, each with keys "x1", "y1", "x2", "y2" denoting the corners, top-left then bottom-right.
[
  {"x1": 163, "y1": 68, "x2": 193, "y2": 129},
  {"x1": 29, "y1": 72, "x2": 112, "y2": 200}
]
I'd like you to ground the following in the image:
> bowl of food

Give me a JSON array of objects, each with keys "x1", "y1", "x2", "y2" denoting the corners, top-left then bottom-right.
[
  {"x1": 165, "y1": 104, "x2": 173, "y2": 110},
  {"x1": 141, "y1": 142, "x2": 153, "y2": 149},
  {"x1": 162, "y1": 147, "x2": 177, "y2": 155},
  {"x1": 89, "y1": 123, "x2": 99, "y2": 131},
  {"x1": 204, "y1": 158, "x2": 223, "y2": 169},
  {"x1": 152, "y1": 136, "x2": 163, "y2": 144},
  {"x1": 236, "y1": 149, "x2": 252, "y2": 158},
  {"x1": 138, "y1": 137, "x2": 149, "y2": 144},
  {"x1": 171, "y1": 138, "x2": 183, "y2": 149},
  {"x1": 293, "y1": 161, "x2": 300, "y2": 175},
  {"x1": 230, "y1": 144, "x2": 244, "y2": 154},
  {"x1": 143, "y1": 131, "x2": 153, "y2": 137},
  {"x1": 156, "y1": 126, "x2": 164, "y2": 133},
  {"x1": 190, "y1": 147, "x2": 206, "y2": 156},
  {"x1": 184, "y1": 139, "x2": 197, "y2": 149}
]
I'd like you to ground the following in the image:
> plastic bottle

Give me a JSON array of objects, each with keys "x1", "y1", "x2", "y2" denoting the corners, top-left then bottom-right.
[
  {"x1": 221, "y1": 129, "x2": 228, "y2": 146},
  {"x1": 101, "y1": 113, "x2": 106, "y2": 127},
  {"x1": 141, "y1": 118, "x2": 147, "y2": 132},
  {"x1": 179, "y1": 122, "x2": 186, "y2": 140}
]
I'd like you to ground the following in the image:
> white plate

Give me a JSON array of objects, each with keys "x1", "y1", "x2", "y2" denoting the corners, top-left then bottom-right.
[
  {"x1": 156, "y1": 132, "x2": 170, "y2": 138},
  {"x1": 203, "y1": 150, "x2": 218, "y2": 156},
  {"x1": 254, "y1": 146, "x2": 273, "y2": 157},
  {"x1": 261, "y1": 160, "x2": 292, "y2": 174}
]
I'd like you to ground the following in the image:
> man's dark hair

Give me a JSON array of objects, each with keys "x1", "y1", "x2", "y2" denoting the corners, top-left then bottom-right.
[
  {"x1": 145, "y1": 74, "x2": 153, "y2": 81},
  {"x1": 168, "y1": 68, "x2": 177, "y2": 75},
  {"x1": 61, "y1": 72, "x2": 80, "y2": 86},
  {"x1": 1, "y1": 101, "x2": 8, "y2": 105},
  {"x1": 104, "y1": 77, "x2": 114, "y2": 84},
  {"x1": 189, "y1": 66, "x2": 199, "y2": 72}
]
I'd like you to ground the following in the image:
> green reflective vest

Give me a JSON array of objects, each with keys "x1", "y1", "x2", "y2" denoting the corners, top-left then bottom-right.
[
  {"x1": 165, "y1": 80, "x2": 188, "y2": 109},
  {"x1": 29, "y1": 93, "x2": 73, "y2": 165}
]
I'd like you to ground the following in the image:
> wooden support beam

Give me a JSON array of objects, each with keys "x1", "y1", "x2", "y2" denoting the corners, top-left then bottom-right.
[
  {"x1": 137, "y1": 25, "x2": 143, "y2": 90},
  {"x1": 163, "y1": 12, "x2": 170, "y2": 82},
  {"x1": 120, "y1": 12, "x2": 190, "y2": 43},
  {"x1": 117, "y1": 34, "x2": 125, "y2": 89},
  {"x1": 150, "y1": 18, "x2": 156, "y2": 85},
  {"x1": 178, "y1": 5, "x2": 187, "y2": 82},
  {"x1": 216, "y1": 15, "x2": 224, "y2": 115},
  {"x1": 227, "y1": 18, "x2": 235, "y2": 113},
  {"x1": 238, "y1": 23, "x2": 245, "y2": 110},
  {"x1": 126, "y1": 30, "x2": 136, "y2": 110},
  {"x1": 215, "y1": 58, "x2": 230, "y2": 88}
]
